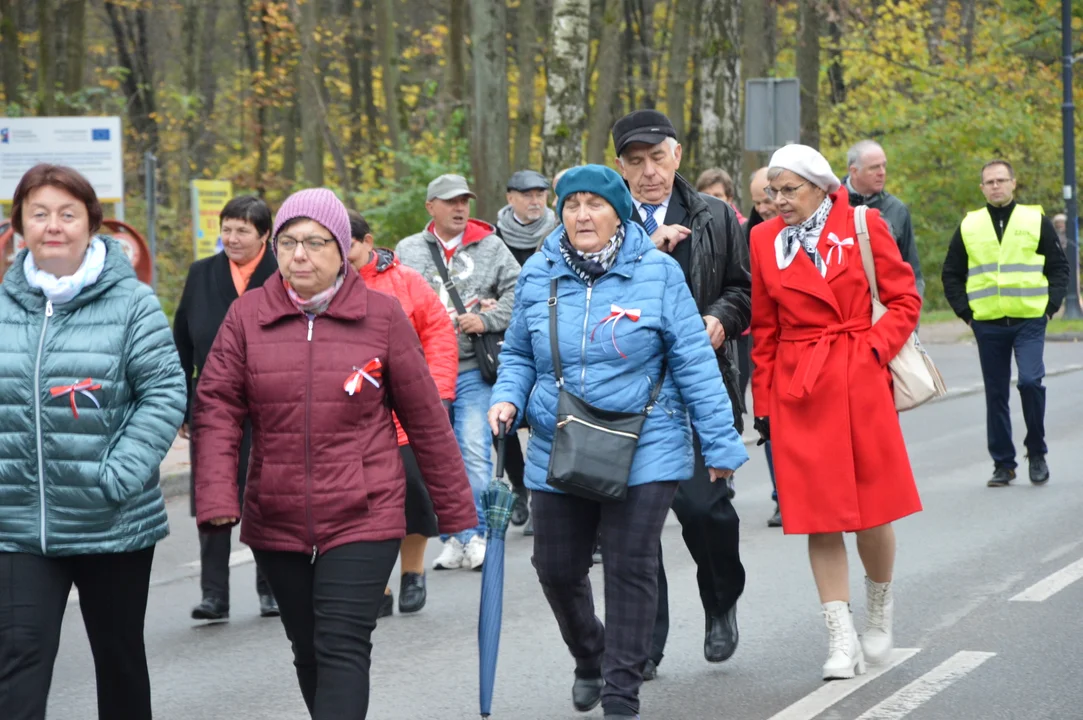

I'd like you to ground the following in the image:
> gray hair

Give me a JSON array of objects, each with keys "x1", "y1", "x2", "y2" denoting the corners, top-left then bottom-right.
[
  {"x1": 847, "y1": 139, "x2": 884, "y2": 170},
  {"x1": 766, "y1": 167, "x2": 786, "y2": 182}
]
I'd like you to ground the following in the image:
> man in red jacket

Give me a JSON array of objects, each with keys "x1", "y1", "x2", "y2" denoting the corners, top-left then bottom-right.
[{"x1": 347, "y1": 210, "x2": 458, "y2": 616}]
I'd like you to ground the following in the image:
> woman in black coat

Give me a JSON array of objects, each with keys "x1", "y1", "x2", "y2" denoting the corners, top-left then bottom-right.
[{"x1": 173, "y1": 195, "x2": 280, "y2": 621}]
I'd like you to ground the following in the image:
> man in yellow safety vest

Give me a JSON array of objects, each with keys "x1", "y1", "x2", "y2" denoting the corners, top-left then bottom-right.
[{"x1": 941, "y1": 159, "x2": 1069, "y2": 488}]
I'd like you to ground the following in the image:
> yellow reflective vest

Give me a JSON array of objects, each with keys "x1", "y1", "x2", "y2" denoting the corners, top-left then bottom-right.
[{"x1": 960, "y1": 205, "x2": 1049, "y2": 321}]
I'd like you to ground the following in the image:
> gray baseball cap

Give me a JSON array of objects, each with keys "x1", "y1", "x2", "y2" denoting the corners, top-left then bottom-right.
[
  {"x1": 427, "y1": 174, "x2": 476, "y2": 201},
  {"x1": 506, "y1": 170, "x2": 550, "y2": 192}
]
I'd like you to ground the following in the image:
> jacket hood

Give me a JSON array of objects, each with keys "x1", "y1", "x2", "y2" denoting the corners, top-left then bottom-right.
[
  {"x1": 538, "y1": 218, "x2": 655, "y2": 279},
  {"x1": 361, "y1": 246, "x2": 398, "y2": 277},
  {"x1": 2, "y1": 236, "x2": 137, "y2": 312},
  {"x1": 424, "y1": 218, "x2": 496, "y2": 247}
]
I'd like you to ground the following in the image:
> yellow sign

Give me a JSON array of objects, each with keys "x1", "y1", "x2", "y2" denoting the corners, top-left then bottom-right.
[{"x1": 190, "y1": 180, "x2": 233, "y2": 260}]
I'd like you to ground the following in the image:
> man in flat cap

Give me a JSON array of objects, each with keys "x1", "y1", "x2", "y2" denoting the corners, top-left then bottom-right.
[
  {"x1": 612, "y1": 109, "x2": 751, "y2": 679},
  {"x1": 491, "y1": 169, "x2": 560, "y2": 535},
  {"x1": 397, "y1": 174, "x2": 521, "y2": 574}
]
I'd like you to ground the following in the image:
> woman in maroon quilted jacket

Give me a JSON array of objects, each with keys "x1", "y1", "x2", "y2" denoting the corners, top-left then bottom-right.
[{"x1": 193, "y1": 188, "x2": 476, "y2": 720}]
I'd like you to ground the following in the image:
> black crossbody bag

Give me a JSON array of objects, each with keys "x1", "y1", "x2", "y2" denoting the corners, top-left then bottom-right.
[
  {"x1": 546, "y1": 278, "x2": 666, "y2": 503},
  {"x1": 427, "y1": 241, "x2": 502, "y2": 385}
]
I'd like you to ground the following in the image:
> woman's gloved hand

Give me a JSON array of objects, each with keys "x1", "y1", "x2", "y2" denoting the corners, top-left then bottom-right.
[{"x1": 754, "y1": 416, "x2": 770, "y2": 446}]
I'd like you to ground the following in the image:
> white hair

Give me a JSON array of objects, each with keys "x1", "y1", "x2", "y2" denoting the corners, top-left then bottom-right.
[
  {"x1": 617, "y1": 136, "x2": 679, "y2": 166},
  {"x1": 847, "y1": 139, "x2": 884, "y2": 170}
]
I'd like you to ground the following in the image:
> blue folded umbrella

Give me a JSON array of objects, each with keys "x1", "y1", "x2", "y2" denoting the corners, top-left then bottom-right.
[{"x1": 479, "y1": 428, "x2": 517, "y2": 718}]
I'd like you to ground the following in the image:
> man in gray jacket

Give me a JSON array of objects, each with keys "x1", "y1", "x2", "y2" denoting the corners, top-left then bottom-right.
[
  {"x1": 845, "y1": 140, "x2": 925, "y2": 297},
  {"x1": 396, "y1": 174, "x2": 521, "y2": 573}
]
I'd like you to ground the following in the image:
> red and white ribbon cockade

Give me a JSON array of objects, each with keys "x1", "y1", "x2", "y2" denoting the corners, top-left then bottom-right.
[
  {"x1": 591, "y1": 304, "x2": 642, "y2": 359},
  {"x1": 344, "y1": 358, "x2": 383, "y2": 396},
  {"x1": 825, "y1": 232, "x2": 854, "y2": 267},
  {"x1": 49, "y1": 378, "x2": 102, "y2": 419}
]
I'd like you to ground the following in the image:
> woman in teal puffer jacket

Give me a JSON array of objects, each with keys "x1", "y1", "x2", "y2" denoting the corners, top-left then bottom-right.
[{"x1": 0, "y1": 164, "x2": 186, "y2": 720}]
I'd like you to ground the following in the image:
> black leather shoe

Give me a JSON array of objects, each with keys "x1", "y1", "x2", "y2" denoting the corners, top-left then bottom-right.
[
  {"x1": 987, "y1": 465, "x2": 1016, "y2": 487},
  {"x1": 572, "y1": 674, "x2": 603, "y2": 712},
  {"x1": 377, "y1": 591, "x2": 394, "y2": 619},
  {"x1": 641, "y1": 658, "x2": 658, "y2": 681},
  {"x1": 704, "y1": 605, "x2": 738, "y2": 663},
  {"x1": 191, "y1": 597, "x2": 229, "y2": 621},
  {"x1": 767, "y1": 504, "x2": 782, "y2": 528},
  {"x1": 510, "y1": 488, "x2": 530, "y2": 526},
  {"x1": 1029, "y1": 455, "x2": 1050, "y2": 485},
  {"x1": 259, "y1": 594, "x2": 280, "y2": 618},
  {"x1": 399, "y1": 572, "x2": 427, "y2": 614}
]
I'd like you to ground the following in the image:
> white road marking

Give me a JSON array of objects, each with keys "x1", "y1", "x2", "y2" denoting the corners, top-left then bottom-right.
[
  {"x1": 1010, "y1": 556, "x2": 1083, "y2": 602},
  {"x1": 855, "y1": 650, "x2": 996, "y2": 719},
  {"x1": 766, "y1": 648, "x2": 920, "y2": 720},
  {"x1": 182, "y1": 547, "x2": 255, "y2": 569}
]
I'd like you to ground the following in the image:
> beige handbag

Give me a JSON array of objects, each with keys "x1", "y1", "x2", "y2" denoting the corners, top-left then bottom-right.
[{"x1": 855, "y1": 206, "x2": 947, "y2": 411}]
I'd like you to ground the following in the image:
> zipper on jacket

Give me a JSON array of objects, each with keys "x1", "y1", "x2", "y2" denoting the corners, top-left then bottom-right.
[
  {"x1": 579, "y1": 284, "x2": 593, "y2": 395},
  {"x1": 305, "y1": 317, "x2": 317, "y2": 563},
  {"x1": 33, "y1": 300, "x2": 54, "y2": 554},
  {"x1": 556, "y1": 414, "x2": 639, "y2": 440}
]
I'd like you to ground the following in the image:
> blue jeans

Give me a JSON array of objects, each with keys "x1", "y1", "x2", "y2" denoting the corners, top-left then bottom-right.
[
  {"x1": 441, "y1": 370, "x2": 491, "y2": 544},
  {"x1": 972, "y1": 317, "x2": 1048, "y2": 469}
]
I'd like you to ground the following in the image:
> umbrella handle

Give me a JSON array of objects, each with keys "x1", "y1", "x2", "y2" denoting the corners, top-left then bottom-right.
[{"x1": 494, "y1": 425, "x2": 506, "y2": 480}]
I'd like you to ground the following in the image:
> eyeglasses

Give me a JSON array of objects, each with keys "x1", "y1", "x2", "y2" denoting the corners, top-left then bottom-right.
[
  {"x1": 277, "y1": 235, "x2": 335, "y2": 253},
  {"x1": 765, "y1": 181, "x2": 810, "y2": 201},
  {"x1": 982, "y1": 178, "x2": 1013, "y2": 188}
]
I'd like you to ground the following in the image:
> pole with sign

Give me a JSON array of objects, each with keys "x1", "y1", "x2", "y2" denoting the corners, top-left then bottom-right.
[{"x1": 190, "y1": 180, "x2": 233, "y2": 261}]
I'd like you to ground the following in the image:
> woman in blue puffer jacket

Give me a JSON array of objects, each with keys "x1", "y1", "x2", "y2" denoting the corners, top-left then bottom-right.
[
  {"x1": 0, "y1": 164, "x2": 186, "y2": 720},
  {"x1": 488, "y1": 164, "x2": 748, "y2": 719}
]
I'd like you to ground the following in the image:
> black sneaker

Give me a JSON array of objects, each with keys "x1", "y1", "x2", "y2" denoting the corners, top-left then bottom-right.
[
  {"x1": 510, "y1": 488, "x2": 530, "y2": 526},
  {"x1": 191, "y1": 596, "x2": 229, "y2": 621},
  {"x1": 767, "y1": 504, "x2": 782, "y2": 528},
  {"x1": 1028, "y1": 455, "x2": 1050, "y2": 485},
  {"x1": 987, "y1": 466, "x2": 1016, "y2": 487}
]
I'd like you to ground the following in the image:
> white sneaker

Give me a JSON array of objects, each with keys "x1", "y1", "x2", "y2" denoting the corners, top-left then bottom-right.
[
  {"x1": 822, "y1": 601, "x2": 866, "y2": 680},
  {"x1": 862, "y1": 577, "x2": 895, "y2": 665},
  {"x1": 432, "y1": 538, "x2": 465, "y2": 570},
  {"x1": 463, "y1": 536, "x2": 486, "y2": 571}
]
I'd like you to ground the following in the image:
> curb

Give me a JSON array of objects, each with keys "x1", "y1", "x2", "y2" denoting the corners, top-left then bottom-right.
[{"x1": 1048, "y1": 333, "x2": 1083, "y2": 343}]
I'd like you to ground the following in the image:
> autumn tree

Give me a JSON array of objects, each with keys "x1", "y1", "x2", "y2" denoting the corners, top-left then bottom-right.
[
  {"x1": 542, "y1": 0, "x2": 590, "y2": 176},
  {"x1": 470, "y1": 0, "x2": 510, "y2": 219}
]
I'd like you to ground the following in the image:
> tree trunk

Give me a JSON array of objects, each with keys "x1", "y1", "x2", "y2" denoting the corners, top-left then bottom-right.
[
  {"x1": 739, "y1": 0, "x2": 776, "y2": 200},
  {"x1": 360, "y1": 0, "x2": 380, "y2": 164},
  {"x1": 585, "y1": 0, "x2": 622, "y2": 164},
  {"x1": 447, "y1": 0, "x2": 467, "y2": 110},
  {"x1": 826, "y1": 0, "x2": 844, "y2": 106},
  {"x1": 345, "y1": 0, "x2": 363, "y2": 184},
  {"x1": 961, "y1": 0, "x2": 978, "y2": 64},
  {"x1": 282, "y1": 99, "x2": 299, "y2": 182},
  {"x1": 631, "y1": 0, "x2": 656, "y2": 109},
  {"x1": 193, "y1": 0, "x2": 220, "y2": 175},
  {"x1": 697, "y1": 0, "x2": 742, "y2": 199},
  {"x1": 796, "y1": 0, "x2": 821, "y2": 150},
  {"x1": 512, "y1": 0, "x2": 538, "y2": 171},
  {"x1": 927, "y1": 0, "x2": 948, "y2": 64},
  {"x1": 63, "y1": 0, "x2": 86, "y2": 97},
  {"x1": 470, "y1": 0, "x2": 510, "y2": 220},
  {"x1": 294, "y1": 0, "x2": 324, "y2": 185},
  {"x1": 0, "y1": 0, "x2": 20, "y2": 105},
  {"x1": 663, "y1": 0, "x2": 693, "y2": 140},
  {"x1": 375, "y1": 0, "x2": 404, "y2": 176},
  {"x1": 104, "y1": 2, "x2": 160, "y2": 159},
  {"x1": 37, "y1": 0, "x2": 56, "y2": 114},
  {"x1": 541, "y1": 0, "x2": 589, "y2": 177}
]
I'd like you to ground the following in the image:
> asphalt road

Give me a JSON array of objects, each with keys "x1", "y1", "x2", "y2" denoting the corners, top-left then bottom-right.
[{"x1": 47, "y1": 345, "x2": 1083, "y2": 720}]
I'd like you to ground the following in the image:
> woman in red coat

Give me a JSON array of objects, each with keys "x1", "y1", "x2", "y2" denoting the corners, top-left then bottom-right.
[
  {"x1": 749, "y1": 145, "x2": 922, "y2": 682},
  {"x1": 194, "y1": 188, "x2": 476, "y2": 720},
  {"x1": 347, "y1": 209, "x2": 459, "y2": 617}
]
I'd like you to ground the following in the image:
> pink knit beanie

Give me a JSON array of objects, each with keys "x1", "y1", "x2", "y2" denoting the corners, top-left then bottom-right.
[{"x1": 272, "y1": 188, "x2": 352, "y2": 273}]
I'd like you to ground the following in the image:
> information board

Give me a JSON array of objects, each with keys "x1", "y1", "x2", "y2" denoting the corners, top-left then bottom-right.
[
  {"x1": 0, "y1": 117, "x2": 124, "y2": 202},
  {"x1": 191, "y1": 179, "x2": 233, "y2": 260}
]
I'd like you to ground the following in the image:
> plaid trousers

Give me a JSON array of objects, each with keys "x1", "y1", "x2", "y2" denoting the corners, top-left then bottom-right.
[{"x1": 531, "y1": 481, "x2": 679, "y2": 717}]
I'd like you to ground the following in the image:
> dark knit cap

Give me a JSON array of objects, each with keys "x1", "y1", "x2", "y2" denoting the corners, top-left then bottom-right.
[{"x1": 555, "y1": 165, "x2": 634, "y2": 222}]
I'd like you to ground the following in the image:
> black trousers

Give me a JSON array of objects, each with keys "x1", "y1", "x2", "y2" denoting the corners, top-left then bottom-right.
[
  {"x1": 254, "y1": 540, "x2": 400, "y2": 720},
  {"x1": 532, "y1": 481, "x2": 678, "y2": 717},
  {"x1": 199, "y1": 529, "x2": 273, "y2": 603},
  {"x1": 0, "y1": 547, "x2": 155, "y2": 720},
  {"x1": 400, "y1": 444, "x2": 439, "y2": 537},
  {"x1": 649, "y1": 434, "x2": 746, "y2": 665}
]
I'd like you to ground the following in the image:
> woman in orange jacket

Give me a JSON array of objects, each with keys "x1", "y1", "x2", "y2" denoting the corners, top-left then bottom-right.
[{"x1": 347, "y1": 210, "x2": 459, "y2": 615}]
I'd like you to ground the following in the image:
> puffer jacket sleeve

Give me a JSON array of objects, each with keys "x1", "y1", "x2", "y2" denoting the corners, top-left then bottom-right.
[
  {"x1": 749, "y1": 225, "x2": 780, "y2": 418},
  {"x1": 192, "y1": 303, "x2": 248, "y2": 529},
  {"x1": 407, "y1": 267, "x2": 458, "y2": 401},
  {"x1": 385, "y1": 302, "x2": 477, "y2": 535},
  {"x1": 862, "y1": 208, "x2": 921, "y2": 367},
  {"x1": 479, "y1": 239, "x2": 521, "y2": 334},
  {"x1": 100, "y1": 285, "x2": 187, "y2": 503},
  {"x1": 659, "y1": 261, "x2": 749, "y2": 472},
  {"x1": 489, "y1": 265, "x2": 538, "y2": 421}
]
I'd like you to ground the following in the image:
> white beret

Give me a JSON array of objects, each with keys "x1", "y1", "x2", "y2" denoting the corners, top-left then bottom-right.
[{"x1": 768, "y1": 144, "x2": 841, "y2": 193}]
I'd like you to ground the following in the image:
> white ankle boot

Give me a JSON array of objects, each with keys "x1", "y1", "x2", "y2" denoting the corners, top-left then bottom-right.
[
  {"x1": 821, "y1": 601, "x2": 866, "y2": 680},
  {"x1": 862, "y1": 577, "x2": 894, "y2": 665}
]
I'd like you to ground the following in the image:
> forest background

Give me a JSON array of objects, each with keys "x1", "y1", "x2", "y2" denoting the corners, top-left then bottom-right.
[{"x1": 0, "y1": 0, "x2": 1080, "y2": 318}]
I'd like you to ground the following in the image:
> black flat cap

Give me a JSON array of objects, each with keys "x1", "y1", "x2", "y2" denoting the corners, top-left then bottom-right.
[
  {"x1": 612, "y1": 110, "x2": 678, "y2": 156},
  {"x1": 506, "y1": 170, "x2": 550, "y2": 192}
]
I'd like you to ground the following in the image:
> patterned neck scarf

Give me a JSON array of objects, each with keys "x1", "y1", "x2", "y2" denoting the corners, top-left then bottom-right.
[
  {"x1": 283, "y1": 274, "x2": 344, "y2": 315},
  {"x1": 559, "y1": 224, "x2": 625, "y2": 284},
  {"x1": 780, "y1": 196, "x2": 834, "y2": 277}
]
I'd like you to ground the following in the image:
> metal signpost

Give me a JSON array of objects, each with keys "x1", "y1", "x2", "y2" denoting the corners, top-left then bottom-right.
[
  {"x1": 1060, "y1": 0, "x2": 1082, "y2": 318},
  {"x1": 744, "y1": 78, "x2": 801, "y2": 153}
]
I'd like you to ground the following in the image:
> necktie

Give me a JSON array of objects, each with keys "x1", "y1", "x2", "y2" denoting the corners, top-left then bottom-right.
[{"x1": 641, "y1": 204, "x2": 659, "y2": 235}]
